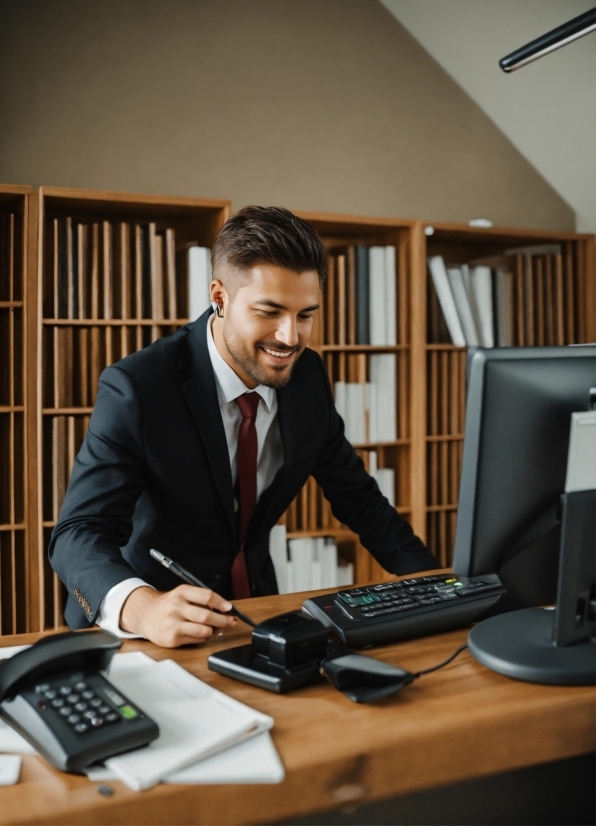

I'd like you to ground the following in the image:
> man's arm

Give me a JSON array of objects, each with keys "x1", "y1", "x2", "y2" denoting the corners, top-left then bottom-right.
[
  {"x1": 49, "y1": 364, "x2": 235, "y2": 645},
  {"x1": 312, "y1": 358, "x2": 439, "y2": 575}
]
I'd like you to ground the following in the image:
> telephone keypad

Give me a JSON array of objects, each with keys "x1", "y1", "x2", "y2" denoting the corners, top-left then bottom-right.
[{"x1": 29, "y1": 673, "x2": 134, "y2": 736}]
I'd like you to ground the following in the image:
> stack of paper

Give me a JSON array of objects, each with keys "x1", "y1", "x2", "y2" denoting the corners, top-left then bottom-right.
[{"x1": 0, "y1": 648, "x2": 284, "y2": 790}]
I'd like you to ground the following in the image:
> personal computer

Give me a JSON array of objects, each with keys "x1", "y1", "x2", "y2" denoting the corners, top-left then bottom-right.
[{"x1": 303, "y1": 345, "x2": 595, "y2": 685}]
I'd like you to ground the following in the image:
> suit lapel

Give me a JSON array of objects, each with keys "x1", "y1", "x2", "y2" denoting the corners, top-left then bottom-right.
[{"x1": 179, "y1": 311, "x2": 236, "y2": 534}]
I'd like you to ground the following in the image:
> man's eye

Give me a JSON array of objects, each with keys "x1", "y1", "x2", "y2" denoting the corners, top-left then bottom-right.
[
  {"x1": 257, "y1": 310, "x2": 278, "y2": 317},
  {"x1": 298, "y1": 314, "x2": 314, "y2": 321}
]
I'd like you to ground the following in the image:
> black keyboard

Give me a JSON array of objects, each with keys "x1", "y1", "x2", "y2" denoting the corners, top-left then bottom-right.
[{"x1": 302, "y1": 572, "x2": 506, "y2": 646}]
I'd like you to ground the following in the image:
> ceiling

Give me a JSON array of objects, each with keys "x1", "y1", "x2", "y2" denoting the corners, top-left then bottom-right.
[{"x1": 380, "y1": 0, "x2": 596, "y2": 232}]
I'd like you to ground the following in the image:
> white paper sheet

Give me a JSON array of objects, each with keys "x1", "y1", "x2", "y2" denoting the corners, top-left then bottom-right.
[{"x1": 103, "y1": 658, "x2": 274, "y2": 790}]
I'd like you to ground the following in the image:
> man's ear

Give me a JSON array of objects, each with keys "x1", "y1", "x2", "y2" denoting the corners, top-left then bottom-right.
[{"x1": 209, "y1": 278, "x2": 226, "y2": 306}]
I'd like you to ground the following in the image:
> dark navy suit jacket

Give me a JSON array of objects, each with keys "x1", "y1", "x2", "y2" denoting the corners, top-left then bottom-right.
[{"x1": 49, "y1": 309, "x2": 438, "y2": 629}]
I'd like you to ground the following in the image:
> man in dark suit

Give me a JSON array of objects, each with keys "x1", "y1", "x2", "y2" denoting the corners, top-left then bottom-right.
[{"x1": 50, "y1": 206, "x2": 438, "y2": 647}]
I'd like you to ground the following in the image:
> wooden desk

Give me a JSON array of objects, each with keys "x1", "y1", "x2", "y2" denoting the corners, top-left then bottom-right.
[{"x1": 0, "y1": 591, "x2": 594, "y2": 825}]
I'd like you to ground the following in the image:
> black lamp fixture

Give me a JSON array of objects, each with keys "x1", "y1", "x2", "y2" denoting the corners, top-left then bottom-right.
[{"x1": 499, "y1": 7, "x2": 596, "y2": 72}]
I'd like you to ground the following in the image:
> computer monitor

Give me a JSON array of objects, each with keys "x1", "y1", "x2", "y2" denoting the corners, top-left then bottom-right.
[
  {"x1": 452, "y1": 345, "x2": 596, "y2": 611},
  {"x1": 466, "y1": 405, "x2": 595, "y2": 686}
]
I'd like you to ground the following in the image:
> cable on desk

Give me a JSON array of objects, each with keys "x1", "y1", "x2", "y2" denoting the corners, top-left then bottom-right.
[{"x1": 413, "y1": 644, "x2": 469, "y2": 678}]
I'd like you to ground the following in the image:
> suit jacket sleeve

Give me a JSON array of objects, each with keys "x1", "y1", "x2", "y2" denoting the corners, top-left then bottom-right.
[
  {"x1": 48, "y1": 364, "x2": 147, "y2": 623},
  {"x1": 311, "y1": 358, "x2": 439, "y2": 575}
]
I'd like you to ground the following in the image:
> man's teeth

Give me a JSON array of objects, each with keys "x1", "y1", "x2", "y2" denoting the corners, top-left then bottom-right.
[{"x1": 263, "y1": 347, "x2": 293, "y2": 359}]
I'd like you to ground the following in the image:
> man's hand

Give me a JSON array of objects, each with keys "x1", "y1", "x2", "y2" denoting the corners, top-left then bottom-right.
[{"x1": 120, "y1": 585, "x2": 236, "y2": 647}]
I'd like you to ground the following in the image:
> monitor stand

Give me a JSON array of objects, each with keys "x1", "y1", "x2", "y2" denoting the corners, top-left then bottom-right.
[{"x1": 468, "y1": 607, "x2": 595, "y2": 685}]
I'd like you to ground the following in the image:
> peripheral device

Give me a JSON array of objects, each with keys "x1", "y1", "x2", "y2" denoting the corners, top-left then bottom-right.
[
  {"x1": 468, "y1": 409, "x2": 596, "y2": 685},
  {"x1": 452, "y1": 345, "x2": 596, "y2": 610},
  {"x1": 208, "y1": 611, "x2": 328, "y2": 692},
  {"x1": 302, "y1": 572, "x2": 505, "y2": 646},
  {"x1": 0, "y1": 630, "x2": 159, "y2": 772}
]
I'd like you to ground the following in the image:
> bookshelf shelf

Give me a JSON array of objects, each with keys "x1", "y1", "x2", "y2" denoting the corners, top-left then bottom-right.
[
  {"x1": 318, "y1": 344, "x2": 409, "y2": 352},
  {"x1": 0, "y1": 300, "x2": 24, "y2": 308},
  {"x1": 42, "y1": 408, "x2": 94, "y2": 415},
  {"x1": 43, "y1": 318, "x2": 192, "y2": 326}
]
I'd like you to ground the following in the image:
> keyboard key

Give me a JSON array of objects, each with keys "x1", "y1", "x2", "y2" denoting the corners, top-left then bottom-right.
[
  {"x1": 419, "y1": 598, "x2": 443, "y2": 605},
  {"x1": 83, "y1": 710, "x2": 97, "y2": 720},
  {"x1": 51, "y1": 698, "x2": 64, "y2": 708},
  {"x1": 43, "y1": 690, "x2": 57, "y2": 700},
  {"x1": 35, "y1": 684, "x2": 50, "y2": 694},
  {"x1": 59, "y1": 706, "x2": 71, "y2": 717},
  {"x1": 67, "y1": 694, "x2": 80, "y2": 704},
  {"x1": 98, "y1": 705, "x2": 110, "y2": 715},
  {"x1": 383, "y1": 603, "x2": 417, "y2": 613},
  {"x1": 91, "y1": 717, "x2": 104, "y2": 727},
  {"x1": 74, "y1": 682, "x2": 87, "y2": 692},
  {"x1": 439, "y1": 593, "x2": 458, "y2": 600},
  {"x1": 59, "y1": 686, "x2": 72, "y2": 696},
  {"x1": 74, "y1": 723, "x2": 89, "y2": 734},
  {"x1": 75, "y1": 702, "x2": 88, "y2": 712},
  {"x1": 82, "y1": 690, "x2": 95, "y2": 700},
  {"x1": 90, "y1": 698, "x2": 102, "y2": 708},
  {"x1": 105, "y1": 713, "x2": 119, "y2": 724},
  {"x1": 67, "y1": 714, "x2": 80, "y2": 725}
]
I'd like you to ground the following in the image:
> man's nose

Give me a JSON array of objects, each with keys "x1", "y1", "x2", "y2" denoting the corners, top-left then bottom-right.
[{"x1": 274, "y1": 315, "x2": 299, "y2": 347}]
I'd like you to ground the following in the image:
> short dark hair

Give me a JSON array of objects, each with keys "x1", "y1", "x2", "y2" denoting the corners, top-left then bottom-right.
[{"x1": 211, "y1": 206, "x2": 327, "y2": 286}]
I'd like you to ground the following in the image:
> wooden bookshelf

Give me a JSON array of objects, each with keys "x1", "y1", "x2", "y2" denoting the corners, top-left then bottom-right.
[
  {"x1": 26, "y1": 187, "x2": 230, "y2": 631},
  {"x1": 282, "y1": 212, "x2": 419, "y2": 584},
  {"x1": 1, "y1": 182, "x2": 593, "y2": 634},
  {"x1": 419, "y1": 221, "x2": 596, "y2": 567},
  {"x1": 0, "y1": 184, "x2": 30, "y2": 635}
]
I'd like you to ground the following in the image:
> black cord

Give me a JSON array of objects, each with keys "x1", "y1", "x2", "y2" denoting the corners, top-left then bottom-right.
[{"x1": 413, "y1": 643, "x2": 469, "y2": 678}]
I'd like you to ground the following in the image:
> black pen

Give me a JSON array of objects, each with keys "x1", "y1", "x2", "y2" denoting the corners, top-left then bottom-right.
[{"x1": 149, "y1": 548, "x2": 257, "y2": 627}]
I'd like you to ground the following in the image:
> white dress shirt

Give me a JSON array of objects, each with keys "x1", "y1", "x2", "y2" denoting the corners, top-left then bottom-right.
[{"x1": 96, "y1": 315, "x2": 283, "y2": 637}]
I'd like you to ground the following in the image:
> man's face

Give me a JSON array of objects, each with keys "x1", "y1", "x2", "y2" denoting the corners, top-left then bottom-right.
[{"x1": 214, "y1": 264, "x2": 320, "y2": 389}]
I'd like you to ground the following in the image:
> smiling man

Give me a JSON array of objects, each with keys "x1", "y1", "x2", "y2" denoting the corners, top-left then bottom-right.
[{"x1": 49, "y1": 206, "x2": 438, "y2": 647}]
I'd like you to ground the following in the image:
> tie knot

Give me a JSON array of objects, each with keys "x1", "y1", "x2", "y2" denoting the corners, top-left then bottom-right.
[{"x1": 236, "y1": 392, "x2": 260, "y2": 420}]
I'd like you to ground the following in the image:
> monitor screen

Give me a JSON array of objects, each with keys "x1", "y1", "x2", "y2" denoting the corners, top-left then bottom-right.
[{"x1": 452, "y1": 345, "x2": 596, "y2": 610}]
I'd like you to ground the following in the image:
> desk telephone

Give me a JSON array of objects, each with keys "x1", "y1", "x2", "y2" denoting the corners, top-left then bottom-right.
[{"x1": 0, "y1": 630, "x2": 159, "y2": 772}]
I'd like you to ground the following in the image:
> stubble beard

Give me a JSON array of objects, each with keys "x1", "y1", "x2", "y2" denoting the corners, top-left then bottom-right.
[{"x1": 222, "y1": 323, "x2": 300, "y2": 389}]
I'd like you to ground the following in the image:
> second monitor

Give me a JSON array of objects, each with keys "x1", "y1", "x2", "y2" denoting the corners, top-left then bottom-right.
[{"x1": 452, "y1": 344, "x2": 596, "y2": 610}]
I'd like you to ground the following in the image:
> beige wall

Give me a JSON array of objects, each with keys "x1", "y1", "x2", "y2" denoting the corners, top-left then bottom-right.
[{"x1": 0, "y1": 0, "x2": 574, "y2": 230}]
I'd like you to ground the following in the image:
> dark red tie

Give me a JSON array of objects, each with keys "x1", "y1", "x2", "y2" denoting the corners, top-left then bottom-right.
[{"x1": 231, "y1": 392, "x2": 261, "y2": 599}]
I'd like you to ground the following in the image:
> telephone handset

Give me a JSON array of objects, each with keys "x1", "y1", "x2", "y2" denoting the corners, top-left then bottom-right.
[{"x1": 0, "y1": 630, "x2": 159, "y2": 772}]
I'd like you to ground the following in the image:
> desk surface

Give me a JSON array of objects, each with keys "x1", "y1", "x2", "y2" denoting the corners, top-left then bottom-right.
[{"x1": 0, "y1": 589, "x2": 594, "y2": 825}]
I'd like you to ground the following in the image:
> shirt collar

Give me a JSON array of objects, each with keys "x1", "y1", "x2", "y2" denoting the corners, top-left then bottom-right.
[{"x1": 207, "y1": 314, "x2": 275, "y2": 412}]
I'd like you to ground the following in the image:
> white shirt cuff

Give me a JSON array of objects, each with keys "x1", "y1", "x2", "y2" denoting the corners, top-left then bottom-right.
[{"x1": 96, "y1": 577, "x2": 155, "y2": 639}]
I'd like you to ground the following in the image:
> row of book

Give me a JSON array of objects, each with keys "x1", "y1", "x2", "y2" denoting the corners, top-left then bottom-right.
[
  {"x1": 324, "y1": 246, "x2": 399, "y2": 346},
  {"x1": 428, "y1": 245, "x2": 579, "y2": 348},
  {"x1": 0, "y1": 530, "x2": 26, "y2": 636},
  {"x1": 42, "y1": 324, "x2": 180, "y2": 408},
  {"x1": 282, "y1": 449, "x2": 398, "y2": 534},
  {"x1": 269, "y1": 525, "x2": 354, "y2": 593},
  {"x1": 427, "y1": 439, "x2": 463, "y2": 508},
  {"x1": 426, "y1": 349, "x2": 466, "y2": 436},
  {"x1": 0, "y1": 213, "x2": 23, "y2": 302},
  {"x1": 0, "y1": 412, "x2": 24, "y2": 525},
  {"x1": 427, "y1": 510, "x2": 458, "y2": 570},
  {"x1": 43, "y1": 216, "x2": 212, "y2": 322},
  {"x1": 334, "y1": 354, "x2": 397, "y2": 444},
  {"x1": 0, "y1": 308, "x2": 23, "y2": 407},
  {"x1": 42, "y1": 415, "x2": 89, "y2": 521}
]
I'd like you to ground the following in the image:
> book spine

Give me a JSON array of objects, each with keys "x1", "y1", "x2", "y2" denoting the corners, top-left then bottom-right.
[
  {"x1": 336, "y1": 254, "x2": 346, "y2": 346},
  {"x1": 356, "y1": 246, "x2": 369, "y2": 344},
  {"x1": 384, "y1": 246, "x2": 397, "y2": 346},
  {"x1": 427, "y1": 257, "x2": 466, "y2": 347},
  {"x1": 369, "y1": 247, "x2": 386, "y2": 345}
]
